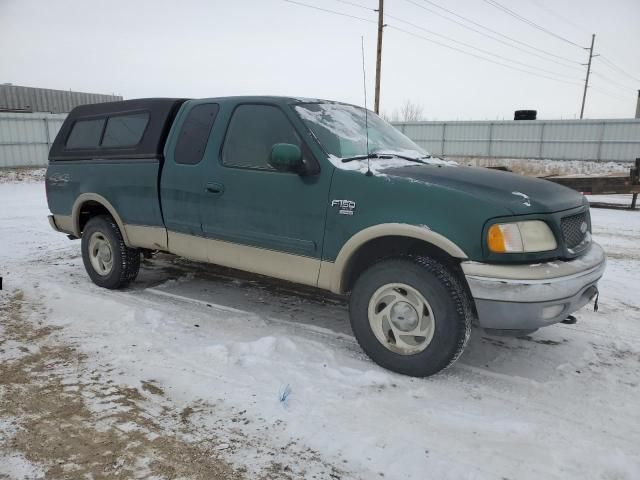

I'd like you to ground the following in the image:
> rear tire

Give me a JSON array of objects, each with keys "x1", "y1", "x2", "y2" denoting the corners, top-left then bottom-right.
[
  {"x1": 81, "y1": 215, "x2": 140, "y2": 289},
  {"x1": 349, "y1": 256, "x2": 472, "y2": 377}
]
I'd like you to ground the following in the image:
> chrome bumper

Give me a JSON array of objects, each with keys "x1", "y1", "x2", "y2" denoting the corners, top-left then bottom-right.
[{"x1": 462, "y1": 242, "x2": 606, "y2": 330}]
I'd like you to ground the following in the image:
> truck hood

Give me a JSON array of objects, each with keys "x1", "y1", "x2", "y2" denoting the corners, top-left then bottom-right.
[{"x1": 381, "y1": 164, "x2": 584, "y2": 215}]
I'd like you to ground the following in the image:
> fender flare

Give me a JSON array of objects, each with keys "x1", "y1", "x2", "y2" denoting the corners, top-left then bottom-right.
[
  {"x1": 322, "y1": 223, "x2": 467, "y2": 293},
  {"x1": 71, "y1": 193, "x2": 131, "y2": 246}
]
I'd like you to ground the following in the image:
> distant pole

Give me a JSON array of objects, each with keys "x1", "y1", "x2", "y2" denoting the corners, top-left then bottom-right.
[
  {"x1": 374, "y1": 0, "x2": 384, "y2": 114},
  {"x1": 635, "y1": 90, "x2": 640, "y2": 119},
  {"x1": 579, "y1": 34, "x2": 596, "y2": 119}
]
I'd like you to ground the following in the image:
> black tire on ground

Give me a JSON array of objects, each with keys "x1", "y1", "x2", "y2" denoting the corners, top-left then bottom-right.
[
  {"x1": 81, "y1": 215, "x2": 140, "y2": 289},
  {"x1": 349, "y1": 256, "x2": 473, "y2": 377}
]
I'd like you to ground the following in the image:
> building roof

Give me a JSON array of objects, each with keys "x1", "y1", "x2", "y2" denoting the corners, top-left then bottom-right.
[{"x1": 0, "y1": 84, "x2": 123, "y2": 114}]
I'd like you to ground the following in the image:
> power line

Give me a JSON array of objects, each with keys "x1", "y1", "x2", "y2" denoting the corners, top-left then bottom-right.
[
  {"x1": 284, "y1": 0, "x2": 376, "y2": 23},
  {"x1": 524, "y1": 0, "x2": 640, "y2": 88},
  {"x1": 591, "y1": 72, "x2": 637, "y2": 93},
  {"x1": 285, "y1": 0, "x2": 639, "y2": 104},
  {"x1": 385, "y1": 13, "x2": 582, "y2": 82},
  {"x1": 597, "y1": 56, "x2": 640, "y2": 83},
  {"x1": 333, "y1": 0, "x2": 374, "y2": 11},
  {"x1": 590, "y1": 86, "x2": 635, "y2": 104},
  {"x1": 387, "y1": 25, "x2": 583, "y2": 87},
  {"x1": 285, "y1": 0, "x2": 584, "y2": 87},
  {"x1": 528, "y1": 0, "x2": 638, "y2": 97},
  {"x1": 527, "y1": 0, "x2": 590, "y2": 35},
  {"x1": 482, "y1": 0, "x2": 585, "y2": 48},
  {"x1": 406, "y1": 0, "x2": 583, "y2": 68}
]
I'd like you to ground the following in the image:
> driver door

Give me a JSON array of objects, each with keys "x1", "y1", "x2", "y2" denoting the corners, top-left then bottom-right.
[{"x1": 200, "y1": 103, "x2": 332, "y2": 286}]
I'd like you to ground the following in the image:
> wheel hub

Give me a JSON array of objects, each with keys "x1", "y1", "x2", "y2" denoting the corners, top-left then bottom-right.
[
  {"x1": 367, "y1": 282, "x2": 436, "y2": 355},
  {"x1": 88, "y1": 232, "x2": 114, "y2": 276},
  {"x1": 390, "y1": 301, "x2": 419, "y2": 332}
]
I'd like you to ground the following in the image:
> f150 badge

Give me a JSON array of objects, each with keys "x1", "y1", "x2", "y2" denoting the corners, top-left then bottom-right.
[{"x1": 332, "y1": 199, "x2": 356, "y2": 215}]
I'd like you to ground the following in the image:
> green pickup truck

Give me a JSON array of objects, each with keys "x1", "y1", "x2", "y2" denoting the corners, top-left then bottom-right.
[{"x1": 46, "y1": 96, "x2": 605, "y2": 377}]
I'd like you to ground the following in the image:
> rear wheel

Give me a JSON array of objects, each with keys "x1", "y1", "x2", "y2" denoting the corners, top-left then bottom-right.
[
  {"x1": 349, "y1": 256, "x2": 472, "y2": 377},
  {"x1": 81, "y1": 215, "x2": 140, "y2": 289}
]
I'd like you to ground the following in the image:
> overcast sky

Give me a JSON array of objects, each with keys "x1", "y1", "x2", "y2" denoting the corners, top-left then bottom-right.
[{"x1": 2, "y1": 0, "x2": 639, "y2": 120}]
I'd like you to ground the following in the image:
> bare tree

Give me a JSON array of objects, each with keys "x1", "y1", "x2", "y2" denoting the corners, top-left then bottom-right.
[
  {"x1": 398, "y1": 100, "x2": 424, "y2": 122},
  {"x1": 381, "y1": 100, "x2": 425, "y2": 122}
]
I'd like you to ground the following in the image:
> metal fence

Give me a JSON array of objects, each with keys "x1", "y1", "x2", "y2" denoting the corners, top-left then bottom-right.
[
  {"x1": 393, "y1": 119, "x2": 640, "y2": 162},
  {"x1": 0, "y1": 112, "x2": 66, "y2": 168},
  {"x1": 3, "y1": 113, "x2": 640, "y2": 168}
]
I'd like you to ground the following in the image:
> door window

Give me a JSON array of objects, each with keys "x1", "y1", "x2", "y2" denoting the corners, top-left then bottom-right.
[
  {"x1": 175, "y1": 103, "x2": 220, "y2": 165},
  {"x1": 222, "y1": 104, "x2": 300, "y2": 170}
]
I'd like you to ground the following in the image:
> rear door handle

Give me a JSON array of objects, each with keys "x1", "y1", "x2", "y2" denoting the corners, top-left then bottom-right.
[{"x1": 205, "y1": 182, "x2": 225, "y2": 195}]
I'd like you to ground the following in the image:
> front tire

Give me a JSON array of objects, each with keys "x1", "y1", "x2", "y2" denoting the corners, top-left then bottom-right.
[
  {"x1": 349, "y1": 256, "x2": 472, "y2": 377},
  {"x1": 81, "y1": 215, "x2": 140, "y2": 289}
]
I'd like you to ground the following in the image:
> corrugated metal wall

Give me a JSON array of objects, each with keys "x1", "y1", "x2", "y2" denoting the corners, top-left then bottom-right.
[
  {"x1": 0, "y1": 112, "x2": 66, "y2": 167},
  {"x1": 393, "y1": 119, "x2": 640, "y2": 162},
  {"x1": 3, "y1": 114, "x2": 640, "y2": 168},
  {"x1": 0, "y1": 85, "x2": 122, "y2": 114}
]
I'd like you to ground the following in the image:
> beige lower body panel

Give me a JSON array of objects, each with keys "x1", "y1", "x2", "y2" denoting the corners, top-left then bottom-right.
[
  {"x1": 51, "y1": 214, "x2": 74, "y2": 235},
  {"x1": 167, "y1": 231, "x2": 323, "y2": 288},
  {"x1": 56, "y1": 218, "x2": 333, "y2": 291},
  {"x1": 124, "y1": 225, "x2": 168, "y2": 250},
  {"x1": 317, "y1": 261, "x2": 337, "y2": 292}
]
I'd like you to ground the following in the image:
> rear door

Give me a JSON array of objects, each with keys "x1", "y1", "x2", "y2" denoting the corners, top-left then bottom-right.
[{"x1": 161, "y1": 102, "x2": 220, "y2": 236}]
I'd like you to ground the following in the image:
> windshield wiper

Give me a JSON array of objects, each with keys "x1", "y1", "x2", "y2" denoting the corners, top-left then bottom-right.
[
  {"x1": 341, "y1": 152, "x2": 431, "y2": 164},
  {"x1": 341, "y1": 153, "x2": 393, "y2": 163}
]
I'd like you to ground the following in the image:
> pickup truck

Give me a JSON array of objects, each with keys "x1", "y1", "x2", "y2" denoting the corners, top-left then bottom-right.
[{"x1": 46, "y1": 97, "x2": 606, "y2": 377}]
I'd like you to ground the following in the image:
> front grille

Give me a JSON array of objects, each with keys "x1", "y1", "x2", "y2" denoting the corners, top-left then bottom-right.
[{"x1": 561, "y1": 211, "x2": 589, "y2": 250}]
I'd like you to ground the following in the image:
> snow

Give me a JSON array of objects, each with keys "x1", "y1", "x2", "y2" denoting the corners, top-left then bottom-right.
[
  {"x1": 459, "y1": 158, "x2": 632, "y2": 177},
  {"x1": 0, "y1": 167, "x2": 46, "y2": 184},
  {"x1": 327, "y1": 154, "x2": 454, "y2": 175},
  {"x1": 294, "y1": 102, "x2": 456, "y2": 174},
  {"x1": 1, "y1": 180, "x2": 640, "y2": 479},
  {"x1": 0, "y1": 453, "x2": 45, "y2": 479},
  {"x1": 511, "y1": 191, "x2": 532, "y2": 207}
]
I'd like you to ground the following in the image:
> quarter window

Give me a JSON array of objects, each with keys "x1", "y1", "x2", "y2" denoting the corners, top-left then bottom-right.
[
  {"x1": 101, "y1": 113, "x2": 149, "y2": 147},
  {"x1": 65, "y1": 118, "x2": 105, "y2": 149},
  {"x1": 175, "y1": 104, "x2": 220, "y2": 165},
  {"x1": 222, "y1": 104, "x2": 300, "y2": 169}
]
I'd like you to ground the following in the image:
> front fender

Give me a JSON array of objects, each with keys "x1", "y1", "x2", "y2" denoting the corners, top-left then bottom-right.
[{"x1": 318, "y1": 223, "x2": 467, "y2": 293}]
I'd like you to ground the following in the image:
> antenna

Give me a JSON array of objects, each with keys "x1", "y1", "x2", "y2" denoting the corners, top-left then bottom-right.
[{"x1": 361, "y1": 36, "x2": 372, "y2": 177}]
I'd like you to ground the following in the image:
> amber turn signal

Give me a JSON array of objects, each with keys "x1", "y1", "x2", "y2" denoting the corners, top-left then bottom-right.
[{"x1": 487, "y1": 224, "x2": 507, "y2": 253}]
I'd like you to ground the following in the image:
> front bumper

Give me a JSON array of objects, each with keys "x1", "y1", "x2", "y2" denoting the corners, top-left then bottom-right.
[{"x1": 462, "y1": 242, "x2": 606, "y2": 330}]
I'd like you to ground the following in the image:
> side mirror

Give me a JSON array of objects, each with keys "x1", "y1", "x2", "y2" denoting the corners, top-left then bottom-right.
[{"x1": 269, "y1": 143, "x2": 303, "y2": 173}]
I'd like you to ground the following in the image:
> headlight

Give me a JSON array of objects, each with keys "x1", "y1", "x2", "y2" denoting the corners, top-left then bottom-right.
[{"x1": 487, "y1": 220, "x2": 557, "y2": 253}]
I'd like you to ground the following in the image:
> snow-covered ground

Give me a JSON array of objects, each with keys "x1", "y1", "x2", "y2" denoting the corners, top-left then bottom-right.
[
  {"x1": 1, "y1": 178, "x2": 639, "y2": 479},
  {"x1": 459, "y1": 157, "x2": 633, "y2": 177}
]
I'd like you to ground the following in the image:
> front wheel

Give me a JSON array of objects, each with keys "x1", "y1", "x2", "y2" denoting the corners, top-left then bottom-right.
[
  {"x1": 81, "y1": 215, "x2": 140, "y2": 289},
  {"x1": 349, "y1": 256, "x2": 473, "y2": 377}
]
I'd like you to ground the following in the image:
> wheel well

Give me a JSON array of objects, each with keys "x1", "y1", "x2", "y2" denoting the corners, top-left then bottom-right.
[
  {"x1": 342, "y1": 235, "x2": 463, "y2": 293},
  {"x1": 77, "y1": 201, "x2": 111, "y2": 234}
]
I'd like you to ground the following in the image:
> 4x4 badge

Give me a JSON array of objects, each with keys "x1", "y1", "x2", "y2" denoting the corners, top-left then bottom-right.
[{"x1": 331, "y1": 199, "x2": 356, "y2": 216}]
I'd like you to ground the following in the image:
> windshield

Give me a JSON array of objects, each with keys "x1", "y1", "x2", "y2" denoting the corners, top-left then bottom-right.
[{"x1": 294, "y1": 103, "x2": 427, "y2": 160}]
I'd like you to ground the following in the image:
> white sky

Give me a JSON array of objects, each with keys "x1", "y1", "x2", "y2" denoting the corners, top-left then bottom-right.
[{"x1": 1, "y1": 0, "x2": 639, "y2": 120}]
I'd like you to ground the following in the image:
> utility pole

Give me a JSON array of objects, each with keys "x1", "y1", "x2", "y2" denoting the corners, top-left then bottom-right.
[
  {"x1": 579, "y1": 34, "x2": 596, "y2": 119},
  {"x1": 635, "y1": 90, "x2": 640, "y2": 119},
  {"x1": 374, "y1": 0, "x2": 384, "y2": 114}
]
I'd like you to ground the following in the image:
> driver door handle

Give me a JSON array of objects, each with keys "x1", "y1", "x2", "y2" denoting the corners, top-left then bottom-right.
[{"x1": 205, "y1": 182, "x2": 225, "y2": 196}]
